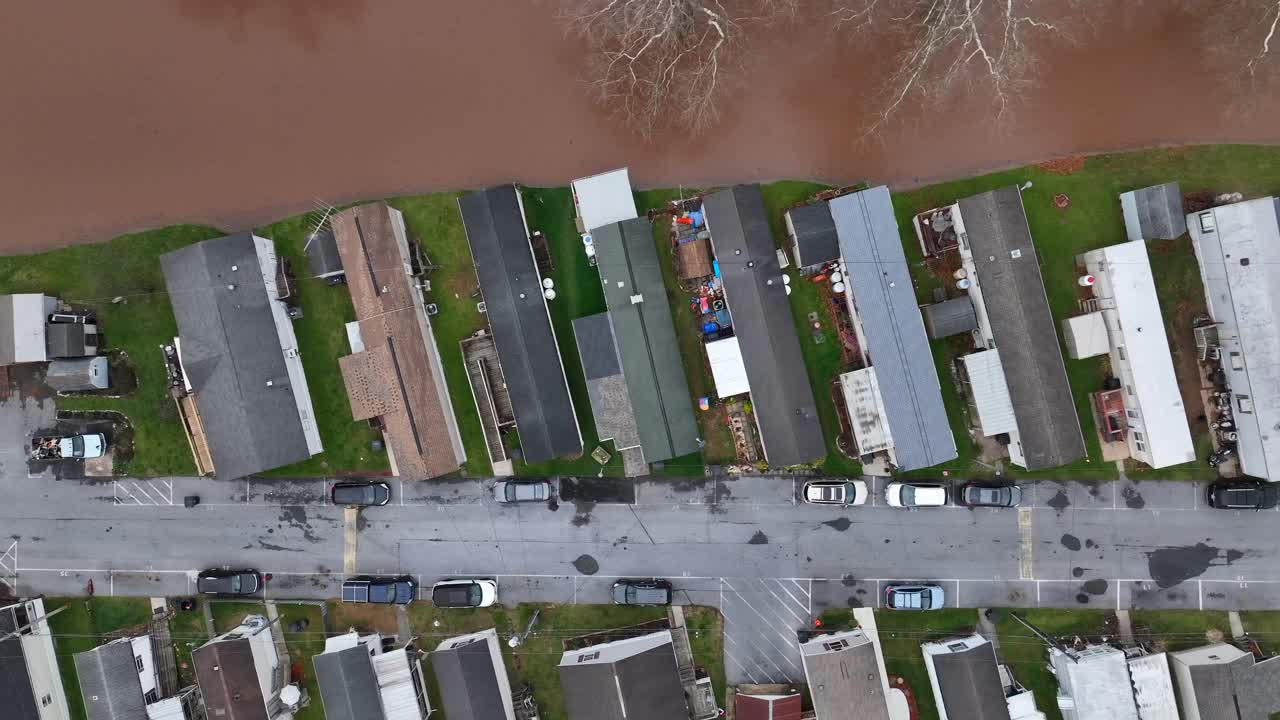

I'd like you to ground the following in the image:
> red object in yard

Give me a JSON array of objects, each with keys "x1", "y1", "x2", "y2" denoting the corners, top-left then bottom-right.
[
  {"x1": 675, "y1": 216, "x2": 694, "y2": 225},
  {"x1": 812, "y1": 274, "x2": 828, "y2": 283},
  {"x1": 264, "y1": 573, "x2": 273, "y2": 583},
  {"x1": 699, "y1": 297, "x2": 710, "y2": 313},
  {"x1": 813, "y1": 618, "x2": 823, "y2": 627}
]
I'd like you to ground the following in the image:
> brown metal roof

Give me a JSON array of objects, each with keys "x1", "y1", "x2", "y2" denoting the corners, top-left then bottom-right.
[
  {"x1": 333, "y1": 202, "x2": 466, "y2": 479},
  {"x1": 735, "y1": 693, "x2": 804, "y2": 720},
  {"x1": 193, "y1": 640, "x2": 268, "y2": 720}
]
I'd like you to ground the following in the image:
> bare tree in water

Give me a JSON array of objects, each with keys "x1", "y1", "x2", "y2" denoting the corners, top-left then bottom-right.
[
  {"x1": 834, "y1": 0, "x2": 1084, "y2": 135},
  {"x1": 562, "y1": 0, "x2": 795, "y2": 137},
  {"x1": 1203, "y1": 0, "x2": 1280, "y2": 80}
]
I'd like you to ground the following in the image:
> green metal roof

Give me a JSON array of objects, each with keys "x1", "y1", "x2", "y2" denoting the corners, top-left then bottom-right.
[{"x1": 592, "y1": 218, "x2": 701, "y2": 463}]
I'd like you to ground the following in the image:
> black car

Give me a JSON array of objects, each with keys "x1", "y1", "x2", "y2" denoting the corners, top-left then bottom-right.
[
  {"x1": 611, "y1": 579, "x2": 673, "y2": 606},
  {"x1": 1207, "y1": 480, "x2": 1279, "y2": 510},
  {"x1": 342, "y1": 575, "x2": 417, "y2": 604},
  {"x1": 197, "y1": 569, "x2": 261, "y2": 596},
  {"x1": 961, "y1": 483, "x2": 1022, "y2": 507},
  {"x1": 332, "y1": 481, "x2": 392, "y2": 507}
]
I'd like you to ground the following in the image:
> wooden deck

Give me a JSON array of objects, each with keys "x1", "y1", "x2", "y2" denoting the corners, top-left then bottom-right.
[{"x1": 461, "y1": 332, "x2": 515, "y2": 464}]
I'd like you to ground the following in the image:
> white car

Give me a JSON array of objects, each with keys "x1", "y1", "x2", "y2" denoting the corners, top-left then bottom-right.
[
  {"x1": 431, "y1": 578, "x2": 498, "y2": 608},
  {"x1": 802, "y1": 480, "x2": 869, "y2": 506},
  {"x1": 884, "y1": 481, "x2": 948, "y2": 507}
]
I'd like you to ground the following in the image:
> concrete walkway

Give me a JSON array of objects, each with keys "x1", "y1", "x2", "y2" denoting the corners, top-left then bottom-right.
[
  {"x1": 977, "y1": 608, "x2": 1002, "y2": 651},
  {"x1": 1116, "y1": 609, "x2": 1135, "y2": 647},
  {"x1": 1229, "y1": 611, "x2": 1246, "y2": 639}
]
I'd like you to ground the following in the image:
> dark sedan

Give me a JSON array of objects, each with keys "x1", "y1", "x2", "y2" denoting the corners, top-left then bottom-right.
[
  {"x1": 332, "y1": 481, "x2": 392, "y2": 507},
  {"x1": 961, "y1": 483, "x2": 1022, "y2": 508},
  {"x1": 1208, "y1": 480, "x2": 1279, "y2": 510},
  {"x1": 197, "y1": 569, "x2": 261, "y2": 596}
]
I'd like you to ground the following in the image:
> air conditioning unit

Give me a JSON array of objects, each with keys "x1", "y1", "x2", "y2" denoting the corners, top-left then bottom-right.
[{"x1": 477, "y1": 302, "x2": 487, "y2": 314}]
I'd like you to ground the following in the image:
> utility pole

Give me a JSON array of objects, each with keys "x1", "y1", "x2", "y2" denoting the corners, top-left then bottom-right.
[{"x1": 1009, "y1": 612, "x2": 1076, "y2": 662}]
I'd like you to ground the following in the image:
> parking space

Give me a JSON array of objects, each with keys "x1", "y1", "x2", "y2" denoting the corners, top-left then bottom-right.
[
  {"x1": 720, "y1": 577, "x2": 812, "y2": 683},
  {"x1": 114, "y1": 478, "x2": 175, "y2": 505}
]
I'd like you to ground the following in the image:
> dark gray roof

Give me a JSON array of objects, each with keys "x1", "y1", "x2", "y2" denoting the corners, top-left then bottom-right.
[
  {"x1": 703, "y1": 185, "x2": 825, "y2": 466},
  {"x1": 160, "y1": 233, "x2": 315, "y2": 479},
  {"x1": 431, "y1": 634, "x2": 510, "y2": 720},
  {"x1": 787, "y1": 203, "x2": 841, "y2": 267},
  {"x1": 1181, "y1": 652, "x2": 1280, "y2": 720},
  {"x1": 46, "y1": 322, "x2": 88, "y2": 358},
  {"x1": 559, "y1": 642, "x2": 688, "y2": 720},
  {"x1": 194, "y1": 639, "x2": 268, "y2": 720},
  {"x1": 592, "y1": 218, "x2": 701, "y2": 462},
  {"x1": 313, "y1": 646, "x2": 381, "y2": 720},
  {"x1": 958, "y1": 187, "x2": 1085, "y2": 470},
  {"x1": 830, "y1": 187, "x2": 956, "y2": 471},
  {"x1": 573, "y1": 313, "x2": 622, "y2": 380},
  {"x1": 1120, "y1": 182, "x2": 1186, "y2": 241},
  {"x1": 0, "y1": 606, "x2": 40, "y2": 720},
  {"x1": 459, "y1": 186, "x2": 582, "y2": 463},
  {"x1": 930, "y1": 641, "x2": 1011, "y2": 720},
  {"x1": 304, "y1": 228, "x2": 344, "y2": 278},
  {"x1": 923, "y1": 296, "x2": 978, "y2": 339},
  {"x1": 1236, "y1": 656, "x2": 1280, "y2": 719},
  {"x1": 802, "y1": 633, "x2": 891, "y2": 720},
  {"x1": 74, "y1": 641, "x2": 147, "y2": 720}
]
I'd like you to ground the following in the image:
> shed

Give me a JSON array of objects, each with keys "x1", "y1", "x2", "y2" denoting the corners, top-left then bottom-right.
[
  {"x1": 784, "y1": 203, "x2": 840, "y2": 271},
  {"x1": 1063, "y1": 312, "x2": 1109, "y2": 360},
  {"x1": 1120, "y1": 182, "x2": 1185, "y2": 242},
  {"x1": 572, "y1": 168, "x2": 638, "y2": 233},
  {"x1": 799, "y1": 629, "x2": 891, "y2": 720},
  {"x1": 431, "y1": 629, "x2": 515, "y2": 720},
  {"x1": 304, "y1": 228, "x2": 344, "y2": 279},
  {"x1": 923, "y1": 297, "x2": 978, "y2": 339},
  {"x1": 839, "y1": 367, "x2": 892, "y2": 456},
  {"x1": 735, "y1": 693, "x2": 803, "y2": 720},
  {"x1": 46, "y1": 356, "x2": 109, "y2": 392},
  {"x1": 961, "y1": 350, "x2": 1019, "y2": 437},
  {"x1": 706, "y1": 336, "x2": 750, "y2": 398},
  {"x1": 921, "y1": 635, "x2": 1013, "y2": 720},
  {"x1": 0, "y1": 294, "x2": 56, "y2": 365},
  {"x1": 46, "y1": 322, "x2": 97, "y2": 358}
]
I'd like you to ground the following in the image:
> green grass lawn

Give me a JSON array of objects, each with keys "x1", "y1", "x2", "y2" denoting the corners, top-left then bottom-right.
[
  {"x1": 513, "y1": 187, "x2": 623, "y2": 477},
  {"x1": 1130, "y1": 609, "x2": 1232, "y2": 652},
  {"x1": 46, "y1": 597, "x2": 154, "y2": 720},
  {"x1": 254, "y1": 214, "x2": 388, "y2": 477},
  {"x1": 389, "y1": 194, "x2": 493, "y2": 476},
  {"x1": 995, "y1": 609, "x2": 1114, "y2": 720},
  {"x1": 277, "y1": 603, "x2": 326, "y2": 720},
  {"x1": 684, "y1": 606, "x2": 726, "y2": 708},
  {"x1": 1240, "y1": 611, "x2": 1280, "y2": 655},
  {"x1": 874, "y1": 609, "x2": 978, "y2": 720},
  {"x1": 210, "y1": 600, "x2": 266, "y2": 633},
  {"x1": 167, "y1": 600, "x2": 212, "y2": 688},
  {"x1": 634, "y1": 187, "x2": 729, "y2": 467}
]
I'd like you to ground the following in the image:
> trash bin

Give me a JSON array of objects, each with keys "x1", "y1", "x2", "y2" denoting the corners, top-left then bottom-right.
[{"x1": 183, "y1": 495, "x2": 200, "y2": 508}]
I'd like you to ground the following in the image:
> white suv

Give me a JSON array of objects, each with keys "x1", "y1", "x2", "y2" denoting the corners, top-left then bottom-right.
[{"x1": 884, "y1": 481, "x2": 947, "y2": 507}]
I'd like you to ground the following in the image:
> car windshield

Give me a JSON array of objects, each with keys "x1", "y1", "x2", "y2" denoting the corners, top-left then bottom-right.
[
  {"x1": 504, "y1": 484, "x2": 517, "y2": 501},
  {"x1": 71, "y1": 436, "x2": 84, "y2": 454},
  {"x1": 901, "y1": 486, "x2": 916, "y2": 504},
  {"x1": 230, "y1": 575, "x2": 242, "y2": 592}
]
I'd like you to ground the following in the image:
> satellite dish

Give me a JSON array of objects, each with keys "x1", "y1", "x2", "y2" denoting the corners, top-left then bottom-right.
[
  {"x1": 279, "y1": 685, "x2": 302, "y2": 707},
  {"x1": 543, "y1": 277, "x2": 555, "y2": 289},
  {"x1": 830, "y1": 271, "x2": 843, "y2": 283}
]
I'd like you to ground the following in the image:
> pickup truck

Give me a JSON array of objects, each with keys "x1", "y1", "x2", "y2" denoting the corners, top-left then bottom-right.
[{"x1": 31, "y1": 433, "x2": 107, "y2": 460}]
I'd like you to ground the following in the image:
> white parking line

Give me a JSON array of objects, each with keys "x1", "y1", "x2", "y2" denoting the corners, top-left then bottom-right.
[{"x1": 113, "y1": 479, "x2": 175, "y2": 506}]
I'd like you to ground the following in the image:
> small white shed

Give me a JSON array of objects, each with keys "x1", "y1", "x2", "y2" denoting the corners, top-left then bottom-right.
[{"x1": 571, "y1": 168, "x2": 638, "y2": 234}]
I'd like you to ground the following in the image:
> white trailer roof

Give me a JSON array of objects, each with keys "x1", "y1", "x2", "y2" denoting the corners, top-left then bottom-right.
[
  {"x1": 839, "y1": 367, "x2": 892, "y2": 455},
  {"x1": 961, "y1": 350, "x2": 1018, "y2": 437},
  {"x1": 1086, "y1": 241, "x2": 1195, "y2": 468},
  {"x1": 572, "y1": 168, "x2": 638, "y2": 233}
]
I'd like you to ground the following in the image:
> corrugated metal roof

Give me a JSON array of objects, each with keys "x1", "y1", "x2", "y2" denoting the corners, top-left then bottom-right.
[
  {"x1": 1189, "y1": 197, "x2": 1280, "y2": 480},
  {"x1": 373, "y1": 649, "x2": 430, "y2": 720},
  {"x1": 459, "y1": 186, "x2": 583, "y2": 463},
  {"x1": 1051, "y1": 646, "x2": 1139, "y2": 720},
  {"x1": 961, "y1": 350, "x2": 1019, "y2": 437},
  {"x1": 704, "y1": 185, "x2": 825, "y2": 466},
  {"x1": 1120, "y1": 182, "x2": 1185, "y2": 242},
  {"x1": 958, "y1": 187, "x2": 1085, "y2": 470},
  {"x1": 592, "y1": 218, "x2": 701, "y2": 463},
  {"x1": 830, "y1": 187, "x2": 956, "y2": 470},
  {"x1": 1083, "y1": 241, "x2": 1195, "y2": 468},
  {"x1": 839, "y1": 368, "x2": 892, "y2": 455}
]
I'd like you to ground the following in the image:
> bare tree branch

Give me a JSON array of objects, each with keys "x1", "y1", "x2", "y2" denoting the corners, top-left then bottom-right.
[{"x1": 561, "y1": 0, "x2": 793, "y2": 137}]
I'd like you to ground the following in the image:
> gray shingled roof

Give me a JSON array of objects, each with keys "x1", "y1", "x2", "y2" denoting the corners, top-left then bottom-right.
[
  {"x1": 431, "y1": 634, "x2": 510, "y2": 720},
  {"x1": 787, "y1": 203, "x2": 841, "y2": 267},
  {"x1": 573, "y1": 313, "x2": 642, "y2": 453},
  {"x1": 559, "y1": 638, "x2": 688, "y2": 720},
  {"x1": 923, "y1": 296, "x2": 978, "y2": 339},
  {"x1": 830, "y1": 187, "x2": 956, "y2": 471},
  {"x1": 313, "y1": 646, "x2": 381, "y2": 720},
  {"x1": 459, "y1": 186, "x2": 582, "y2": 463},
  {"x1": 703, "y1": 185, "x2": 825, "y2": 466},
  {"x1": 929, "y1": 640, "x2": 1011, "y2": 720},
  {"x1": 74, "y1": 641, "x2": 148, "y2": 720},
  {"x1": 1236, "y1": 655, "x2": 1280, "y2": 719},
  {"x1": 958, "y1": 187, "x2": 1085, "y2": 470},
  {"x1": 0, "y1": 605, "x2": 41, "y2": 720},
  {"x1": 592, "y1": 218, "x2": 701, "y2": 463},
  {"x1": 304, "y1": 228, "x2": 344, "y2": 279},
  {"x1": 46, "y1": 322, "x2": 89, "y2": 358},
  {"x1": 160, "y1": 233, "x2": 317, "y2": 479},
  {"x1": 801, "y1": 632, "x2": 891, "y2": 720},
  {"x1": 1120, "y1": 182, "x2": 1186, "y2": 242}
]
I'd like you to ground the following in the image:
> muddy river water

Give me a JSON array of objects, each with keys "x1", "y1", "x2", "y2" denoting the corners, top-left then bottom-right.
[{"x1": 3, "y1": 0, "x2": 1279, "y2": 250}]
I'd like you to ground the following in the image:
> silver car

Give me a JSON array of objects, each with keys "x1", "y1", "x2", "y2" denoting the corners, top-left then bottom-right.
[
  {"x1": 885, "y1": 583, "x2": 946, "y2": 610},
  {"x1": 494, "y1": 479, "x2": 551, "y2": 503}
]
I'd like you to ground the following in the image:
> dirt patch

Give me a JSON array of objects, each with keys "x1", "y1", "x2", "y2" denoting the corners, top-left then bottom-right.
[
  {"x1": 1037, "y1": 155, "x2": 1088, "y2": 174},
  {"x1": 327, "y1": 603, "x2": 400, "y2": 636}
]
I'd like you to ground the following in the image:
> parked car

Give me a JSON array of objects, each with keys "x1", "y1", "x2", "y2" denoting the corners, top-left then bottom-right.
[
  {"x1": 884, "y1": 481, "x2": 948, "y2": 508},
  {"x1": 884, "y1": 583, "x2": 946, "y2": 610},
  {"x1": 611, "y1": 579, "x2": 673, "y2": 606},
  {"x1": 494, "y1": 479, "x2": 551, "y2": 503},
  {"x1": 1207, "y1": 480, "x2": 1279, "y2": 510},
  {"x1": 802, "y1": 480, "x2": 869, "y2": 506},
  {"x1": 431, "y1": 579, "x2": 498, "y2": 608},
  {"x1": 342, "y1": 575, "x2": 417, "y2": 604},
  {"x1": 961, "y1": 483, "x2": 1022, "y2": 508},
  {"x1": 30, "y1": 432, "x2": 107, "y2": 460},
  {"x1": 331, "y1": 481, "x2": 391, "y2": 507},
  {"x1": 197, "y1": 569, "x2": 262, "y2": 596}
]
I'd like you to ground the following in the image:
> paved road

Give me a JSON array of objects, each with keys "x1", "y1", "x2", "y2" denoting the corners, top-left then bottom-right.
[{"x1": 2, "y1": 468, "x2": 1278, "y2": 681}]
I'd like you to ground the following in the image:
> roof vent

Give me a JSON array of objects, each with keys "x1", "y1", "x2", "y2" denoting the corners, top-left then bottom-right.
[
  {"x1": 231, "y1": 265, "x2": 238, "y2": 271},
  {"x1": 1010, "y1": 248, "x2": 1022, "y2": 259},
  {"x1": 1241, "y1": 258, "x2": 1251, "y2": 266},
  {"x1": 227, "y1": 284, "x2": 236, "y2": 291}
]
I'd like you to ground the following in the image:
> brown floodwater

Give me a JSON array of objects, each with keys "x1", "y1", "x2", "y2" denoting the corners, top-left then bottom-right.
[{"x1": 2, "y1": 0, "x2": 1278, "y2": 251}]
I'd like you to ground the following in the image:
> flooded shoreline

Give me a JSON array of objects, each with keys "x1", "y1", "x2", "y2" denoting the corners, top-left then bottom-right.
[{"x1": 3, "y1": 1, "x2": 1279, "y2": 251}]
